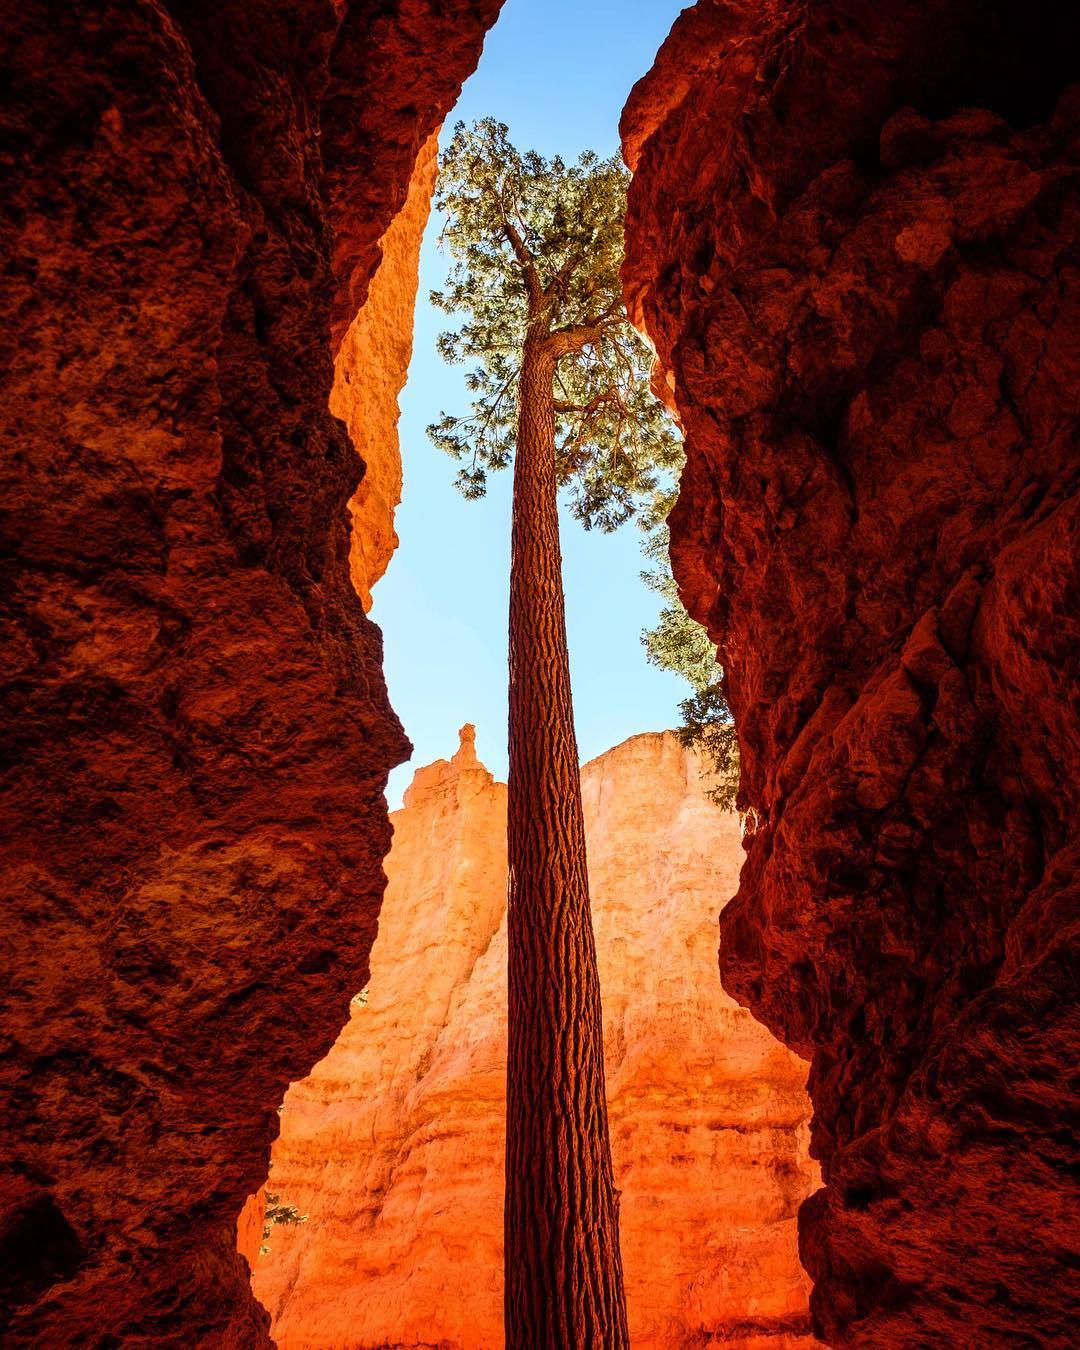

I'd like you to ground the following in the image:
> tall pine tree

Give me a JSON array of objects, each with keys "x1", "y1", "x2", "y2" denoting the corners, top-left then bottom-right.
[{"x1": 429, "y1": 118, "x2": 680, "y2": 1347}]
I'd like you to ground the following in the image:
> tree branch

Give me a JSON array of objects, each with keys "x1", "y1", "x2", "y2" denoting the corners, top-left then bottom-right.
[
  {"x1": 498, "y1": 209, "x2": 544, "y2": 311},
  {"x1": 548, "y1": 299, "x2": 622, "y2": 355}
]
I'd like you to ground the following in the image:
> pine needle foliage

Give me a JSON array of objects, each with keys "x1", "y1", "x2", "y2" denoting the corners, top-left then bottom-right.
[
  {"x1": 427, "y1": 118, "x2": 681, "y2": 530},
  {"x1": 639, "y1": 493, "x2": 716, "y2": 688},
  {"x1": 640, "y1": 492, "x2": 741, "y2": 811},
  {"x1": 428, "y1": 117, "x2": 738, "y2": 810},
  {"x1": 675, "y1": 684, "x2": 740, "y2": 811}
]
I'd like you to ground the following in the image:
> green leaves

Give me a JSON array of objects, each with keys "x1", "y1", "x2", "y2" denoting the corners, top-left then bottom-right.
[
  {"x1": 427, "y1": 118, "x2": 680, "y2": 529},
  {"x1": 425, "y1": 118, "x2": 739, "y2": 801},
  {"x1": 640, "y1": 514, "x2": 741, "y2": 808},
  {"x1": 259, "y1": 1193, "x2": 308, "y2": 1256},
  {"x1": 676, "y1": 684, "x2": 740, "y2": 811}
]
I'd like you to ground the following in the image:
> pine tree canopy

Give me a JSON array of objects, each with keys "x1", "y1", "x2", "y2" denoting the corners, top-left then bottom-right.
[
  {"x1": 427, "y1": 118, "x2": 681, "y2": 530},
  {"x1": 428, "y1": 117, "x2": 738, "y2": 808}
]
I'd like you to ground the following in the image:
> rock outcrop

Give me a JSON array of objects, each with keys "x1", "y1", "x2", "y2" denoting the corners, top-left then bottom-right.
[
  {"x1": 253, "y1": 730, "x2": 817, "y2": 1349},
  {"x1": 623, "y1": 2, "x2": 1080, "y2": 1344},
  {"x1": 333, "y1": 136, "x2": 437, "y2": 610},
  {"x1": 0, "y1": 2, "x2": 499, "y2": 1342}
]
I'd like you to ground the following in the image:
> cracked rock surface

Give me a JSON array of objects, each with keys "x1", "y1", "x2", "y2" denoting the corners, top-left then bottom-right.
[
  {"x1": 0, "y1": 1, "x2": 498, "y2": 1342},
  {"x1": 623, "y1": 1, "x2": 1080, "y2": 1343}
]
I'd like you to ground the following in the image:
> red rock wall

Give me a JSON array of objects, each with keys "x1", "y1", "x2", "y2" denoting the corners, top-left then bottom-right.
[
  {"x1": 623, "y1": 2, "x2": 1080, "y2": 1345},
  {"x1": 0, "y1": 2, "x2": 498, "y2": 1343},
  {"x1": 252, "y1": 730, "x2": 818, "y2": 1349}
]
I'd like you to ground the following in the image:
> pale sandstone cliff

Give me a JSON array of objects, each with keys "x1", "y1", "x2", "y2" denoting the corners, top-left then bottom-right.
[{"x1": 252, "y1": 729, "x2": 817, "y2": 1348}]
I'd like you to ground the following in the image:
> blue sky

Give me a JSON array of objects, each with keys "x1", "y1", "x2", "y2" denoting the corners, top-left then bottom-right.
[{"x1": 375, "y1": 0, "x2": 689, "y2": 807}]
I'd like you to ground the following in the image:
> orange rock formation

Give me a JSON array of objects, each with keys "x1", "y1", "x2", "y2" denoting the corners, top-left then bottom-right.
[
  {"x1": 332, "y1": 135, "x2": 437, "y2": 610},
  {"x1": 622, "y1": 6, "x2": 1080, "y2": 1341},
  {"x1": 252, "y1": 729, "x2": 818, "y2": 1348},
  {"x1": 0, "y1": 3, "x2": 501, "y2": 1339}
]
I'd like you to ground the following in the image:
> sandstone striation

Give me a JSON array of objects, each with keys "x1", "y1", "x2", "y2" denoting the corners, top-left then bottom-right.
[
  {"x1": 623, "y1": 2, "x2": 1080, "y2": 1344},
  {"x1": 0, "y1": 2, "x2": 499, "y2": 1342},
  {"x1": 253, "y1": 730, "x2": 817, "y2": 1349}
]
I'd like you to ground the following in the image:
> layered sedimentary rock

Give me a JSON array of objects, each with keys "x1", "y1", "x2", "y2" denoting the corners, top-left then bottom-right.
[
  {"x1": 0, "y1": 2, "x2": 498, "y2": 1342},
  {"x1": 623, "y1": 2, "x2": 1080, "y2": 1344},
  {"x1": 253, "y1": 730, "x2": 817, "y2": 1348}
]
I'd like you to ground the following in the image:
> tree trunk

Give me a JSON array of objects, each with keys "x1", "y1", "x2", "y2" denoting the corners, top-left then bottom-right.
[{"x1": 504, "y1": 332, "x2": 629, "y2": 1348}]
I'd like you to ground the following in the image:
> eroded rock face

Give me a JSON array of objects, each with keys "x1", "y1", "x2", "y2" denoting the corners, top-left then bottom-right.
[
  {"x1": 253, "y1": 730, "x2": 817, "y2": 1348},
  {"x1": 332, "y1": 135, "x2": 438, "y2": 609},
  {"x1": 0, "y1": 2, "x2": 498, "y2": 1342},
  {"x1": 623, "y1": 2, "x2": 1080, "y2": 1344}
]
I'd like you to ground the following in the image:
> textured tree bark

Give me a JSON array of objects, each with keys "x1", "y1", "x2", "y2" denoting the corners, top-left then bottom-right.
[{"x1": 504, "y1": 330, "x2": 629, "y2": 1349}]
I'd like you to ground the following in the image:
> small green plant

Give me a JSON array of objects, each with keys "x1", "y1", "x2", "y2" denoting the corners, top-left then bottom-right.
[
  {"x1": 350, "y1": 987, "x2": 369, "y2": 1008},
  {"x1": 259, "y1": 1192, "x2": 308, "y2": 1256}
]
